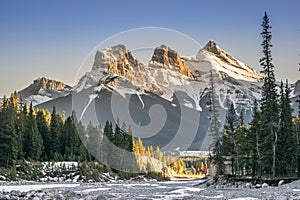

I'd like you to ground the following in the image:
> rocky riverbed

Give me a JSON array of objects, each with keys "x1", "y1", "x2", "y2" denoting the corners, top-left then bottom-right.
[{"x1": 1, "y1": 178, "x2": 300, "y2": 199}]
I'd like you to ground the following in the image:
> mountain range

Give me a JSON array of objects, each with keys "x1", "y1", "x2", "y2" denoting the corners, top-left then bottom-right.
[{"x1": 17, "y1": 41, "x2": 300, "y2": 151}]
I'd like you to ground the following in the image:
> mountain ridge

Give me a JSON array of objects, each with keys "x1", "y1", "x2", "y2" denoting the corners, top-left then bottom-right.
[
  {"x1": 34, "y1": 41, "x2": 299, "y2": 151},
  {"x1": 18, "y1": 77, "x2": 71, "y2": 105}
]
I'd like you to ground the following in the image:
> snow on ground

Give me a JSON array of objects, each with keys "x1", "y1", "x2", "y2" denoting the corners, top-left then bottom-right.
[
  {"x1": 74, "y1": 187, "x2": 111, "y2": 194},
  {"x1": 2, "y1": 179, "x2": 300, "y2": 199},
  {"x1": 0, "y1": 184, "x2": 80, "y2": 192},
  {"x1": 199, "y1": 194, "x2": 224, "y2": 199},
  {"x1": 1, "y1": 160, "x2": 300, "y2": 199}
]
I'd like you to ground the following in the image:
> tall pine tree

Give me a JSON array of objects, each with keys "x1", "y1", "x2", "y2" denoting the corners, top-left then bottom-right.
[
  {"x1": 277, "y1": 81, "x2": 296, "y2": 176},
  {"x1": 49, "y1": 105, "x2": 63, "y2": 160},
  {"x1": 36, "y1": 110, "x2": 50, "y2": 160},
  {"x1": 208, "y1": 70, "x2": 225, "y2": 177},
  {"x1": 222, "y1": 104, "x2": 238, "y2": 175},
  {"x1": 23, "y1": 103, "x2": 43, "y2": 160},
  {"x1": 248, "y1": 100, "x2": 261, "y2": 178},
  {"x1": 259, "y1": 12, "x2": 279, "y2": 178},
  {"x1": 0, "y1": 96, "x2": 18, "y2": 167}
]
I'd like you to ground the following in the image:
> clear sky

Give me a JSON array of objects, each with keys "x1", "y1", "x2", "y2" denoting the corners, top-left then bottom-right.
[{"x1": 0, "y1": 0, "x2": 299, "y2": 96}]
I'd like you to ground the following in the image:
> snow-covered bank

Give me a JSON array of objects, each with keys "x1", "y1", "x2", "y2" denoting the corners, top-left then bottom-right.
[
  {"x1": 0, "y1": 183, "x2": 80, "y2": 192},
  {"x1": 1, "y1": 179, "x2": 300, "y2": 199}
]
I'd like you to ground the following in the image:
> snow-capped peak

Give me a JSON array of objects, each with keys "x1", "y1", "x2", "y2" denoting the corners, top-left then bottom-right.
[
  {"x1": 73, "y1": 42, "x2": 266, "y2": 112},
  {"x1": 19, "y1": 77, "x2": 71, "y2": 105},
  {"x1": 188, "y1": 40, "x2": 263, "y2": 82},
  {"x1": 202, "y1": 40, "x2": 221, "y2": 54}
]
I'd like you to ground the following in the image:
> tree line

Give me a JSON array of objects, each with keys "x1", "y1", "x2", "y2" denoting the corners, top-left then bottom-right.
[
  {"x1": 0, "y1": 92, "x2": 141, "y2": 168},
  {"x1": 211, "y1": 12, "x2": 300, "y2": 179},
  {"x1": 0, "y1": 92, "x2": 95, "y2": 167},
  {"x1": 0, "y1": 92, "x2": 186, "y2": 179}
]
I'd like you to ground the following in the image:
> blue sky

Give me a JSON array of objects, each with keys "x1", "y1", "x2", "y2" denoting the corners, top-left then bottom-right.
[{"x1": 0, "y1": 0, "x2": 299, "y2": 96}]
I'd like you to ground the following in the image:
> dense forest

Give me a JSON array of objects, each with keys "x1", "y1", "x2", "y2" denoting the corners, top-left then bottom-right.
[
  {"x1": 210, "y1": 12, "x2": 300, "y2": 179},
  {"x1": 0, "y1": 92, "x2": 198, "y2": 180}
]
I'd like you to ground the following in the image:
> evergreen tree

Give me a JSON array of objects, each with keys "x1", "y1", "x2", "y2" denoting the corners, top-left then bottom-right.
[
  {"x1": 61, "y1": 112, "x2": 82, "y2": 161},
  {"x1": 14, "y1": 94, "x2": 25, "y2": 160},
  {"x1": 277, "y1": 81, "x2": 296, "y2": 176},
  {"x1": 208, "y1": 70, "x2": 225, "y2": 177},
  {"x1": 36, "y1": 110, "x2": 50, "y2": 160},
  {"x1": 236, "y1": 111, "x2": 249, "y2": 176},
  {"x1": 248, "y1": 100, "x2": 261, "y2": 178},
  {"x1": 222, "y1": 104, "x2": 238, "y2": 175},
  {"x1": 49, "y1": 106, "x2": 63, "y2": 160},
  {"x1": 75, "y1": 118, "x2": 90, "y2": 161},
  {"x1": 0, "y1": 96, "x2": 18, "y2": 166},
  {"x1": 102, "y1": 120, "x2": 114, "y2": 166},
  {"x1": 85, "y1": 121, "x2": 101, "y2": 161},
  {"x1": 23, "y1": 103, "x2": 43, "y2": 160},
  {"x1": 259, "y1": 12, "x2": 279, "y2": 178},
  {"x1": 295, "y1": 109, "x2": 300, "y2": 177}
]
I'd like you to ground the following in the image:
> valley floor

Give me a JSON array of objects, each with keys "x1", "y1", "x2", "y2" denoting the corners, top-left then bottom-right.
[{"x1": 1, "y1": 178, "x2": 300, "y2": 199}]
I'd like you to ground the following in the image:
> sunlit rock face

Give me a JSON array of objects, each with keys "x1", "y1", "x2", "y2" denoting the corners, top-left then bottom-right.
[
  {"x1": 193, "y1": 40, "x2": 263, "y2": 82},
  {"x1": 19, "y1": 77, "x2": 71, "y2": 105},
  {"x1": 150, "y1": 45, "x2": 192, "y2": 78}
]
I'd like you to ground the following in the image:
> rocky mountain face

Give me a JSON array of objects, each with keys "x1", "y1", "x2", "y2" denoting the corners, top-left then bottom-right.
[
  {"x1": 293, "y1": 80, "x2": 300, "y2": 96},
  {"x1": 150, "y1": 45, "x2": 192, "y2": 78},
  {"x1": 36, "y1": 41, "x2": 299, "y2": 151},
  {"x1": 93, "y1": 44, "x2": 145, "y2": 75},
  {"x1": 189, "y1": 40, "x2": 263, "y2": 82},
  {"x1": 19, "y1": 77, "x2": 71, "y2": 105}
]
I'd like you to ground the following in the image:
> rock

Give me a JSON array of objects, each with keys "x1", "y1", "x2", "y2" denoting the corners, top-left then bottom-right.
[
  {"x1": 55, "y1": 193, "x2": 65, "y2": 200},
  {"x1": 96, "y1": 194, "x2": 116, "y2": 200},
  {"x1": 43, "y1": 192, "x2": 54, "y2": 200},
  {"x1": 246, "y1": 182, "x2": 252, "y2": 188},
  {"x1": 42, "y1": 195, "x2": 53, "y2": 200},
  {"x1": 132, "y1": 175, "x2": 146, "y2": 181},
  {"x1": 32, "y1": 197, "x2": 40, "y2": 200},
  {"x1": 84, "y1": 195, "x2": 93, "y2": 200},
  {"x1": 255, "y1": 184, "x2": 261, "y2": 188},
  {"x1": 276, "y1": 195, "x2": 288, "y2": 200},
  {"x1": 10, "y1": 190, "x2": 21, "y2": 197},
  {"x1": 63, "y1": 190, "x2": 81, "y2": 197},
  {"x1": 10, "y1": 196, "x2": 19, "y2": 200},
  {"x1": 150, "y1": 45, "x2": 192, "y2": 78},
  {"x1": 2, "y1": 194, "x2": 11, "y2": 200},
  {"x1": 35, "y1": 192, "x2": 45, "y2": 198},
  {"x1": 25, "y1": 191, "x2": 35, "y2": 198},
  {"x1": 278, "y1": 180, "x2": 285, "y2": 186},
  {"x1": 262, "y1": 183, "x2": 269, "y2": 188},
  {"x1": 19, "y1": 77, "x2": 71, "y2": 105},
  {"x1": 20, "y1": 192, "x2": 27, "y2": 197},
  {"x1": 206, "y1": 179, "x2": 215, "y2": 187}
]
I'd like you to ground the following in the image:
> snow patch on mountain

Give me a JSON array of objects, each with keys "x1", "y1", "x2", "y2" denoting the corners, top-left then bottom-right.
[
  {"x1": 187, "y1": 40, "x2": 263, "y2": 82},
  {"x1": 19, "y1": 77, "x2": 71, "y2": 105},
  {"x1": 71, "y1": 42, "x2": 266, "y2": 116}
]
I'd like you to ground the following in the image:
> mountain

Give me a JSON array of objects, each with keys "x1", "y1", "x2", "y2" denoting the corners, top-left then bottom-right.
[
  {"x1": 187, "y1": 40, "x2": 263, "y2": 82},
  {"x1": 150, "y1": 44, "x2": 192, "y2": 78},
  {"x1": 293, "y1": 80, "x2": 300, "y2": 96},
  {"x1": 36, "y1": 41, "x2": 299, "y2": 151},
  {"x1": 19, "y1": 77, "x2": 71, "y2": 105}
]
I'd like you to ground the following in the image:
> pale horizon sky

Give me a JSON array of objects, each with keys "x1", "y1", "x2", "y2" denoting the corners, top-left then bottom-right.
[{"x1": 0, "y1": 0, "x2": 299, "y2": 96}]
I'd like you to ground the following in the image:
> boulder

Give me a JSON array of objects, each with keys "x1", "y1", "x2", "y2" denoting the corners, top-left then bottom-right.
[
  {"x1": 262, "y1": 183, "x2": 269, "y2": 188},
  {"x1": 278, "y1": 180, "x2": 284, "y2": 186}
]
